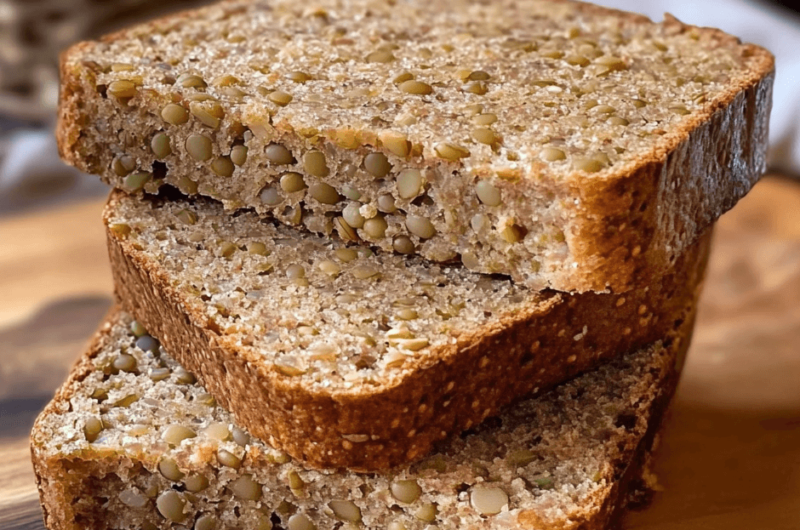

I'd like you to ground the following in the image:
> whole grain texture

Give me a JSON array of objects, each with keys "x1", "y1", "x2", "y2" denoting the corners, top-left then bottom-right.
[
  {"x1": 104, "y1": 190, "x2": 710, "y2": 470},
  {"x1": 58, "y1": 0, "x2": 774, "y2": 292},
  {"x1": 31, "y1": 307, "x2": 695, "y2": 530}
]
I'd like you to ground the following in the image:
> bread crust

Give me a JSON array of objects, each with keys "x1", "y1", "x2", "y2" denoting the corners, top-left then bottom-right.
[
  {"x1": 30, "y1": 306, "x2": 696, "y2": 530},
  {"x1": 57, "y1": 0, "x2": 773, "y2": 293},
  {"x1": 103, "y1": 190, "x2": 710, "y2": 470}
]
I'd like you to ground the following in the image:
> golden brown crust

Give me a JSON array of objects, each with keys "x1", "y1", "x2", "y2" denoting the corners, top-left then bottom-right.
[
  {"x1": 103, "y1": 190, "x2": 711, "y2": 471},
  {"x1": 56, "y1": 0, "x2": 773, "y2": 293}
]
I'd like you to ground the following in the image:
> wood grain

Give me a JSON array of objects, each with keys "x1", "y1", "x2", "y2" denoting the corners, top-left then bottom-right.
[{"x1": 1, "y1": 179, "x2": 799, "y2": 530}]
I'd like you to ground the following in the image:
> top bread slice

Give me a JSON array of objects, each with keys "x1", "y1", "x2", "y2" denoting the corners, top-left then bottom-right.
[
  {"x1": 58, "y1": 0, "x2": 773, "y2": 292},
  {"x1": 104, "y1": 189, "x2": 710, "y2": 471}
]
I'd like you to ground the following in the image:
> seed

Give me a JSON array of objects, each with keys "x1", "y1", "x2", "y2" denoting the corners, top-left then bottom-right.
[
  {"x1": 366, "y1": 50, "x2": 396, "y2": 63},
  {"x1": 351, "y1": 266, "x2": 378, "y2": 279},
  {"x1": 462, "y1": 251, "x2": 480, "y2": 269},
  {"x1": 388, "y1": 522, "x2": 407, "y2": 530},
  {"x1": 211, "y1": 157, "x2": 235, "y2": 177},
  {"x1": 287, "y1": 470, "x2": 305, "y2": 490},
  {"x1": 112, "y1": 154, "x2": 136, "y2": 176},
  {"x1": 113, "y1": 353, "x2": 137, "y2": 373},
  {"x1": 178, "y1": 176, "x2": 199, "y2": 194},
  {"x1": 468, "y1": 70, "x2": 491, "y2": 81},
  {"x1": 607, "y1": 116, "x2": 629, "y2": 126},
  {"x1": 435, "y1": 143, "x2": 470, "y2": 161},
  {"x1": 393, "y1": 72, "x2": 414, "y2": 84},
  {"x1": 268, "y1": 90, "x2": 293, "y2": 106},
  {"x1": 397, "y1": 169, "x2": 423, "y2": 199},
  {"x1": 342, "y1": 203, "x2": 365, "y2": 228},
  {"x1": 335, "y1": 248, "x2": 358, "y2": 262},
  {"x1": 178, "y1": 74, "x2": 207, "y2": 88},
  {"x1": 204, "y1": 422, "x2": 231, "y2": 441},
  {"x1": 111, "y1": 63, "x2": 134, "y2": 72},
  {"x1": 84, "y1": 417, "x2": 103, "y2": 442},
  {"x1": 107, "y1": 80, "x2": 137, "y2": 99},
  {"x1": 149, "y1": 367, "x2": 170, "y2": 381},
  {"x1": 260, "y1": 186, "x2": 281, "y2": 206},
  {"x1": 334, "y1": 217, "x2": 359, "y2": 241},
  {"x1": 393, "y1": 235, "x2": 415, "y2": 254},
  {"x1": 380, "y1": 131, "x2": 410, "y2": 157},
  {"x1": 470, "y1": 485, "x2": 509, "y2": 515},
  {"x1": 397, "y1": 338, "x2": 429, "y2": 351},
  {"x1": 286, "y1": 264, "x2": 306, "y2": 279},
  {"x1": 196, "y1": 393, "x2": 216, "y2": 406},
  {"x1": 135, "y1": 335, "x2": 159, "y2": 353},
  {"x1": 280, "y1": 172, "x2": 307, "y2": 193},
  {"x1": 230, "y1": 474, "x2": 261, "y2": 500},
  {"x1": 565, "y1": 55, "x2": 590, "y2": 67},
  {"x1": 219, "y1": 241, "x2": 237, "y2": 258},
  {"x1": 303, "y1": 150, "x2": 329, "y2": 177},
  {"x1": 472, "y1": 127, "x2": 496, "y2": 146},
  {"x1": 472, "y1": 113, "x2": 498, "y2": 126},
  {"x1": 217, "y1": 448, "x2": 242, "y2": 469},
  {"x1": 161, "y1": 103, "x2": 190, "y2": 125},
  {"x1": 212, "y1": 75, "x2": 239, "y2": 86},
  {"x1": 172, "y1": 209, "x2": 197, "y2": 226},
  {"x1": 572, "y1": 157, "x2": 604, "y2": 173},
  {"x1": 391, "y1": 480, "x2": 422, "y2": 503},
  {"x1": 364, "y1": 152, "x2": 392, "y2": 178},
  {"x1": 230, "y1": 145, "x2": 248, "y2": 166},
  {"x1": 329, "y1": 500, "x2": 361, "y2": 523},
  {"x1": 119, "y1": 488, "x2": 149, "y2": 509},
  {"x1": 195, "y1": 514, "x2": 217, "y2": 530},
  {"x1": 266, "y1": 143, "x2": 294, "y2": 165},
  {"x1": 287, "y1": 71, "x2": 311, "y2": 83},
  {"x1": 156, "y1": 490, "x2": 186, "y2": 523},
  {"x1": 633, "y1": 98, "x2": 648, "y2": 108},
  {"x1": 670, "y1": 104, "x2": 690, "y2": 115},
  {"x1": 406, "y1": 216, "x2": 436, "y2": 239},
  {"x1": 108, "y1": 221, "x2": 130, "y2": 238},
  {"x1": 341, "y1": 184, "x2": 361, "y2": 201},
  {"x1": 475, "y1": 181, "x2": 502, "y2": 206},
  {"x1": 162, "y1": 425, "x2": 197, "y2": 446},
  {"x1": 376, "y1": 194, "x2": 397, "y2": 213},
  {"x1": 123, "y1": 172, "x2": 152, "y2": 192},
  {"x1": 130, "y1": 321, "x2": 147, "y2": 337},
  {"x1": 595, "y1": 55, "x2": 627, "y2": 71},
  {"x1": 184, "y1": 474, "x2": 209, "y2": 493},
  {"x1": 232, "y1": 426, "x2": 250, "y2": 446},
  {"x1": 592, "y1": 104, "x2": 616, "y2": 115},
  {"x1": 309, "y1": 182, "x2": 340, "y2": 204},
  {"x1": 190, "y1": 101, "x2": 224, "y2": 129},
  {"x1": 363, "y1": 216, "x2": 388, "y2": 238},
  {"x1": 463, "y1": 81, "x2": 488, "y2": 95},
  {"x1": 186, "y1": 134, "x2": 213, "y2": 162},
  {"x1": 540, "y1": 147, "x2": 566, "y2": 161},
  {"x1": 151, "y1": 133, "x2": 172, "y2": 159},
  {"x1": 158, "y1": 457, "x2": 185, "y2": 481},
  {"x1": 415, "y1": 503, "x2": 437, "y2": 522},
  {"x1": 507, "y1": 449, "x2": 536, "y2": 467},
  {"x1": 287, "y1": 514, "x2": 316, "y2": 530},
  {"x1": 399, "y1": 80, "x2": 433, "y2": 95},
  {"x1": 501, "y1": 224, "x2": 525, "y2": 243},
  {"x1": 318, "y1": 260, "x2": 341, "y2": 276}
]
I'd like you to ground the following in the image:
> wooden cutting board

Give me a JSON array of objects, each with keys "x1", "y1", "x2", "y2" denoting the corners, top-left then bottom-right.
[{"x1": 1, "y1": 178, "x2": 799, "y2": 529}]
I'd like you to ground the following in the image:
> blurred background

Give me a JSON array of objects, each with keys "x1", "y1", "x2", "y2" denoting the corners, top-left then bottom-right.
[{"x1": 0, "y1": 2, "x2": 799, "y2": 530}]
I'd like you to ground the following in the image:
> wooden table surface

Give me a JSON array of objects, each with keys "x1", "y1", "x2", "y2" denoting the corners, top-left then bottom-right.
[{"x1": 1, "y1": 178, "x2": 799, "y2": 529}]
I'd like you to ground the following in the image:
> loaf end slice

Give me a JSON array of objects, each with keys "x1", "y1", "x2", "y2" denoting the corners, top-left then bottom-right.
[
  {"x1": 103, "y1": 190, "x2": 709, "y2": 470},
  {"x1": 31, "y1": 307, "x2": 695, "y2": 530},
  {"x1": 57, "y1": 0, "x2": 772, "y2": 292}
]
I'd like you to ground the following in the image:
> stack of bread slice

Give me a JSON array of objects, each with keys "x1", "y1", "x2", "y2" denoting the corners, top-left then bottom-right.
[{"x1": 32, "y1": 1, "x2": 774, "y2": 528}]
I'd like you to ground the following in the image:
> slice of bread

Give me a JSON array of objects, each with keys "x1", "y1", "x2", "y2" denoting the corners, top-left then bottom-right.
[
  {"x1": 103, "y1": 189, "x2": 709, "y2": 470},
  {"x1": 58, "y1": 0, "x2": 772, "y2": 292},
  {"x1": 31, "y1": 307, "x2": 695, "y2": 530}
]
